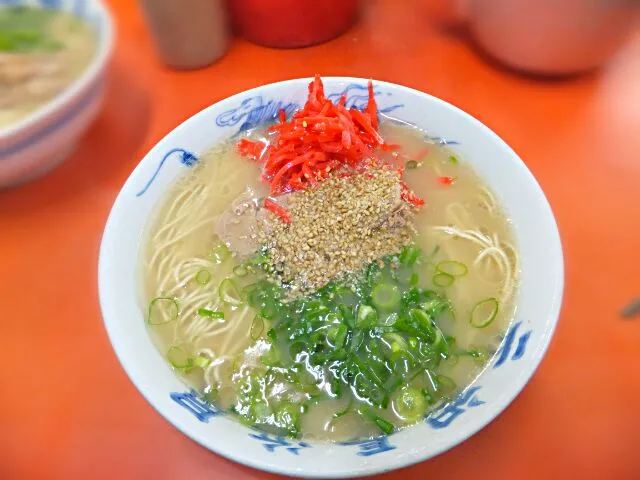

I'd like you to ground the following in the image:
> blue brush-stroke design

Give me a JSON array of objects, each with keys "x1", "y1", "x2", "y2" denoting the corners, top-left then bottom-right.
[
  {"x1": 467, "y1": 395, "x2": 485, "y2": 408},
  {"x1": 426, "y1": 386, "x2": 485, "y2": 429},
  {"x1": 493, "y1": 321, "x2": 532, "y2": 368},
  {"x1": 326, "y1": 83, "x2": 404, "y2": 115},
  {"x1": 170, "y1": 390, "x2": 222, "y2": 423},
  {"x1": 339, "y1": 436, "x2": 397, "y2": 456},
  {"x1": 428, "y1": 135, "x2": 460, "y2": 146},
  {"x1": 215, "y1": 96, "x2": 299, "y2": 136},
  {"x1": 249, "y1": 430, "x2": 311, "y2": 455},
  {"x1": 381, "y1": 105, "x2": 404, "y2": 114},
  {"x1": 512, "y1": 330, "x2": 532, "y2": 360},
  {"x1": 215, "y1": 84, "x2": 405, "y2": 138},
  {"x1": 136, "y1": 148, "x2": 198, "y2": 197}
]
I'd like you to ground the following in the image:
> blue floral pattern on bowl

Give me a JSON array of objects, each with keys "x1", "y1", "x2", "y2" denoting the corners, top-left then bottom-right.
[
  {"x1": 494, "y1": 321, "x2": 533, "y2": 369},
  {"x1": 216, "y1": 96, "x2": 299, "y2": 136},
  {"x1": 249, "y1": 430, "x2": 311, "y2": 455},
  {"x1": 426, "y1": 386, "x2": 485, "y2": 429},
  {"x1": 339, "y1": 436, "x2": 397, "y2": 456},
  {"x1": 136, "y1": 148, "x2": 198, "y2": 197},
  {"x1": 169, "y1": 390, "x2": 222, "y2": 422}
]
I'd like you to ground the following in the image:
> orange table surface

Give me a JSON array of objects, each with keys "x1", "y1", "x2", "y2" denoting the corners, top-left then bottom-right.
[{"x1": 2, "y1": 1, "x2": 639, "y2": 479}]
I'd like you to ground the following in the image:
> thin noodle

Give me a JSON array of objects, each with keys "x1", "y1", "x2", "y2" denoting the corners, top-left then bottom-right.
[
  {"x1": 445, "y1": 203, "x2": 472, "y2": 230},
  {"x1": 436, "y1": 200, "x2": 519, "y2": 305},
  {"x1": 205, "y1": 355, "x2": 235, "y2": 386}
]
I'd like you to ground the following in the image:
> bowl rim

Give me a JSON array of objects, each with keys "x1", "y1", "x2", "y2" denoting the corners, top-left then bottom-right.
[
  {"x1": 98, "y1": 76, "x2": 564, "y2": 478},
  {"x1": 0, "y1": 0, "x2": 115, "y2": 139}
]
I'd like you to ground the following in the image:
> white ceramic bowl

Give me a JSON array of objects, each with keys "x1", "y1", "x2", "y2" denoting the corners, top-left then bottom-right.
[
  {"x1": 99, "y1": 77, "x2": 563, "y2": 478},
  {"x1": 0, "y1": 0, "x2": 114, "y2": 187}
]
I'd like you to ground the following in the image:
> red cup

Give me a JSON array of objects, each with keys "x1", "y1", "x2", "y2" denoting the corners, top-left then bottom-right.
[{"x1": 228, "y1": 0, "x2": 359, "y2": 48}]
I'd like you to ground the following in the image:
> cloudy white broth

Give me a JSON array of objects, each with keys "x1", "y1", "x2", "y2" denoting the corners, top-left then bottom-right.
[{"x1": 141, "y1": 77, "x2": 518, "y2": 441}]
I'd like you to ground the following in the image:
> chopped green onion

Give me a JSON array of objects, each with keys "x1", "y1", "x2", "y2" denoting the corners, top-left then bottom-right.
[
  {"x1": 432, "y1": 272, "x2": 454, "y2": 288},
  {"x1": 198, "y1": 308, "x2": 224, "y2": 319},
  {"x1": 267, "y1": 328, "x2": 277, "y2": 342},
  {"x1": 409, "y1": 307, "x2": 431, "y2": 326},
  {"x1": 405, "y1": 160, "x2": 419, "y2": 169},
  {"x1": 330, "y1": 376, "x2": 343, "y2": 398},
  {"x1": 231, "y1": 253, "x2": 465, "y2": 434},
  {"x1": 356, "y1": 304, "x2": 377, "y2": 327},
  {"x1": 147, "y1": 297, "x2": 179, "y2": 325},
  {"x1": 167, "y1": 346, "x2": 192, "y2": 372},
  {"x1": 435, "y1": 374, "x2": 456, "y2": 394},
  {"x1": 383, "y1": 333, "x2": 408, "y2": 353},
  {"x1": 259, "y1": 298, "x2": 279, "y2": 320},
  {"x1": 371, "y1": 283, "x2": 401, "y2": 311},
  {"x1": 428, "y1": 245, "x2": 441, "y2": 259},
  {"x1": 421, "y1": 387, "x2": 436, "y2": 405},
  {"x1": 289, "y1": 341, "x2": 305, "y2": 359},
  {"x1": 203, "y1": 387, "x2": 219, "y2": 403},
  {"x1": 409, "y1": 308, "x2": 436, "y2": 343},
  {"x1": 394, "y1": 388, "x2": 427, "y2": 421},
  {"x1": 436, "y1": 260, "x2": 467, "y2": 277},
  {"x1": 274, "y1": 403, "x2": 302, "y2": 436},
  {"x1": 373, "y1": 416, "x2": 394, "y2": 434},
  {"x1": 458, "y1": 347, "x2": 490, "y2": 364},
  {"x1": 233, "y1": 264, "x2": 248, "y2": 277},
  {"x1": 421, "y1": 298, "x2": 447, "y2": 315},
  {"x1": 193, "y1": 356, "x2": 212, "y2": 369},
  {"x1": 210, "y1": 242, "x2": 231, "y2": 263},
  {"x1": 334, "y1": 398, "x2": 353, "y2": 418},
  {"x1": 360, "y1": 407, "x2": 394, "y2": 434},
  {"x1": 304, "y1": 299, "x2": 329, "y2": 316},
  {"x1": 219, "y1": 278, "x2": 242, "y2": 306},
  {"x1": 449, "y1": 154, "x2": 458, "y2": 164},
  {"x1": 195, "y1": 269, "x2": 211, "y2": 285},
  {"x1": 470, "y1": 298, "x2": 499, "y2": 328},
  {"x1": 248, "y1": 250, "x2": 269, "y2": 268},
  {"x1": 329, "y1": 324, "x2": 348, "y2": 349},
  {"x1": 418, "y1": 341, "x2": 436, "y2": 360},
  {"x1": 250, "y1": 316, "x2": 265, "y2": 340},
  {"x1": 260, "y1": 345, "x2": 281, "y2": 367},
  {"x1": 250, "y1": 401, "x2": 272, "y2": 421},
  {"x1": 399, "y1": 245, "x2": 421, "y2": 266}
]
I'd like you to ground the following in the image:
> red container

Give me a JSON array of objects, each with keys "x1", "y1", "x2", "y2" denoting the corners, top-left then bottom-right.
[{"x1": 228, "y1": 0, "x2": 359, "y2": 48}]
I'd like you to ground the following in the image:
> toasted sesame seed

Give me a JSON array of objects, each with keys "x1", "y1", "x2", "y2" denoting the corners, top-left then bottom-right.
[{"x1": 258, "y1": 166, "x2": 414, "y2": 298}]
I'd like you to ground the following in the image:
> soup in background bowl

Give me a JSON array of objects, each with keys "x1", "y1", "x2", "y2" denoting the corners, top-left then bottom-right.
[
  {"x1": 0, "y1": 5, "x2": 97, "y2": 127},
  {"x1": 99, "y1": 77, "x2": 563, "y2": 478}
]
